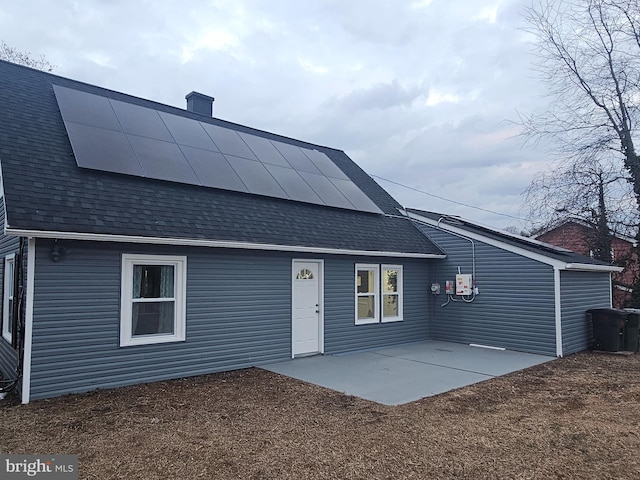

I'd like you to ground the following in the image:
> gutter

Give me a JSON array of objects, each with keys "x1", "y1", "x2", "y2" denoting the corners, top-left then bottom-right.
[
  {"x1": 4, "y1": 228, "x2": 446, "y2": 260},
  {"x1": 564, "y1": 263, "x2": 624, "y2": 273}
]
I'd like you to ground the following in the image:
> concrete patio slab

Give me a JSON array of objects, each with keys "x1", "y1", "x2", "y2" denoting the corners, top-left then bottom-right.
[{"x1": 260, "y1": 340, "x2": 554, "y2": 405}]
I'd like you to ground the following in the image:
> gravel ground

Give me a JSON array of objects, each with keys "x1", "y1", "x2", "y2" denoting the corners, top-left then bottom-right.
[{"x1": 1, "y1": 351, "x2": 639, "y2": 479}]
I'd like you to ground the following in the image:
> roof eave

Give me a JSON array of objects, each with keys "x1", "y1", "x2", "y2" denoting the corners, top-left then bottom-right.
[
  {"x1": 5, "y1": 228, "x2": 446, "y2": 259},
  {"x1": 563, "y1": 263, "x2": 624, "y2": 273},
  {"x1": 407, "y1": 211, "x2": 618, "y2": 270}
]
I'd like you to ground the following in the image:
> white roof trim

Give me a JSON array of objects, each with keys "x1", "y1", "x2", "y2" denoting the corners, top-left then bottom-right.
[
  {"x1": 408, "y1": 212, "x2": 622, "y2": 272},
  {"x1": 434, "y1": 213, "x2": 574, "y2": 253},
  {"x1": 4, "y1": 228, "x2": 446, "y2": 259},
  {"x1": 564, "y1": 263, "x2": 624, "y2": 272}
]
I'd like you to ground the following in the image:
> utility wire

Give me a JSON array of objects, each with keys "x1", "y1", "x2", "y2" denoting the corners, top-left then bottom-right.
[{"x1": 371, "y1": 174, "x2": 528, "y2": 222}]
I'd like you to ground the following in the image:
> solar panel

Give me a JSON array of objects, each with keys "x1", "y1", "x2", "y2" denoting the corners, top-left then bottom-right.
[
  {"x1": 159, "y1": 112, "x2": 219, "y2": 151},
  {"x1": 54, "y1": 85, "x2": 121, "y2": 131},
  {"x1": 329, "y1": 177, "x2": 382, "y2": 213},
  {"x1": 303, "y1": 149, "x2": 350, "y2": 180},
  {"x1": 180, "y1": 146, "x2": 248, "y2": 192},
  {"x1": 264, "y1": 164, "x2": 323, "y2": 204},
  {"x1": 64, "y1": 122, "x2": 144, "y2": 176},
  {"x1": 111, "y1": 100, "x2": 173, "y2": 142},
  {"x1": 238, "y1": 133, "x2": 291, "y2": 168},
  {"x1": 298, "y1": 171, "x2": 355, "y2": 210},
  {"x1": 54, "y1": 85, "x2": 383, "y2": 214},
  {"x1": 225, "y1": 155, "x2": 288, "y2": 199},
  {"x1": 127, "y1": 135, "x2": 200, "y2": 185},
  {"x1": 200, "y1": 123, "x2": 258, "y2": 160},
  {"x1": 272, "y1": 141, "x2": 322, "y2": 174}
]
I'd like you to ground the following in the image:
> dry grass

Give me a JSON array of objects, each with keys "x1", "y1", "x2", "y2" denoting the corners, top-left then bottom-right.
[{"x1": 1, "y1": 351, "x2": 639, "y2": 479}]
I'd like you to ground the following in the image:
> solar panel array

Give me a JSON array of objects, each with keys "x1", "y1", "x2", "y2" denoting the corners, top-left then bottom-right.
[{"x1": 53, "y1": 85, "x2": 383, "y2": 214}]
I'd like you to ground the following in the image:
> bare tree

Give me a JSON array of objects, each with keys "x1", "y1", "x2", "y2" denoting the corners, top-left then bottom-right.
[
  {"x1": 521, "y1": 0, "x2": 640, "y2": 302},
  {"x1": 521, "y1": 1, "x2": 640, "y2": 177},
  {"x1": 524, "y1": 155, "x2": 637, "y2": 261},
  {"x1": 0, "y1": 41, "x2": 55, "y2": 71}
]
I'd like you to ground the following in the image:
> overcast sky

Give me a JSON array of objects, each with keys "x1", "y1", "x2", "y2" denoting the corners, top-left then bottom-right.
[{"x1": 0, "y1": 0, "x2": 555, "y2": 230}]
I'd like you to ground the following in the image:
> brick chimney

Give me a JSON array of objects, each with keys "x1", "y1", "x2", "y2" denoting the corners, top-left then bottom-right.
[{"x1": 185, "y1": 91, "x2": 215, "y2": 116}]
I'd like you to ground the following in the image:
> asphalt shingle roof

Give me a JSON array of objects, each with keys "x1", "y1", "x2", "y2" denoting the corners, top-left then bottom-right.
[
  {"x1": 407, "y1": 208, "x2": 615, "y2": 266},
  {"x1": 0, "y1": 60, "x2": 441, "y2": 256}
]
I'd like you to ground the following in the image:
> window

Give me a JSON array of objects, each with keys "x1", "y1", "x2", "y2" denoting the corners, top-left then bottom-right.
[
  {"x1": 296, "y1": 268, "x2": 314, "y2": 280},
  {"x1": 382, "y1": 265, "x2": 403, "y2": 322},
  {"x1": 355, "y1": 264, "x2": 379, "y2": 325},
  {"x1": 120, "y1": 254, "x2": 186, "y2": 347},
  {"x1": 355, "y1": 264, "x2": 403, "y2": 325},
  {"x1": 2, "y1": 254, "x2": 15, "y2": 344}
]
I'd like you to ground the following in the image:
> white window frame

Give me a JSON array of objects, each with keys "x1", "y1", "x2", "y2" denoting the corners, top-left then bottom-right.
[
  {"x1": 381, "y1": 264, "x2": 403, "y2": 323},
  {"x1": 120, "y1": 254, "x2": 187, "y2": 347},
  {"x1": 2, "y1": 254, "x2": 15, "y2": 343},
  {"x1": 355, "y1": 263, "x2": 379, "y2": 325}
]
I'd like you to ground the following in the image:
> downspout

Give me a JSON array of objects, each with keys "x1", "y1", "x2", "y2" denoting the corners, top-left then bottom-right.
[
  {"x1": 21, "y1": 238, "x2": 35, "y2": 404},
  {"x1": 554, "y1": 266, "x2": 564, "y2": 358}
]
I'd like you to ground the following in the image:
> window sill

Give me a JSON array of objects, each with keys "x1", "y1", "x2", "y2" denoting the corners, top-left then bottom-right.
[
  {"x1": 355, "y1": 318, "x2": 379, "y2": 326},
  {"x1": 381, "y1": 317, "x2": 403, "y2": 323},
  {"x1": 120, "y1": 334, "x2": 185, "y2": 347}
]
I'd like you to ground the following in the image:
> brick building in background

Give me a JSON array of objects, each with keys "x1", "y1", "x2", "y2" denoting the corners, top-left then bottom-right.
[{"x1": 535, "y1": 220, "x2": 637, "y2": 308}]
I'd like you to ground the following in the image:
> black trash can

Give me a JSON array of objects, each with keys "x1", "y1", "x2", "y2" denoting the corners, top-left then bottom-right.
[
  {"x1": 587, "y1": 308, "x2": 627, "y2": 352},
  {"x1": 623, "y1": 309, "x2": 640, "y2": 353}
]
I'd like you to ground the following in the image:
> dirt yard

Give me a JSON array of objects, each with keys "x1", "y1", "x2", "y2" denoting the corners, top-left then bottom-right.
[{"x1": 1, "y1": 351, "x2": 639, "y2": 479}]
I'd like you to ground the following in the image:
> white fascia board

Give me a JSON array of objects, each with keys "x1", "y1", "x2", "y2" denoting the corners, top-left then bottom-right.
[
  {"x1": 564, "y1": 263, "x2": 624, "y2": 273},
  {"x1": 614, "y1": 284, "x2": 632, "y2": 292},
  {"x1": 408, "y1": 212, "x2": 622, "y2": 272},
  {"x1": 5, "y1": 228, "x2": 446, "y2": 259}
]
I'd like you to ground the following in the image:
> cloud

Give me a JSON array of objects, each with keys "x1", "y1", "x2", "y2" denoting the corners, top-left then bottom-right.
[
  {"x1": 0, "y1": 0, "x2": 554, "y2": 230},
  {"x1": 325, "y1": 80, "x2": 426, "y2": 111}
]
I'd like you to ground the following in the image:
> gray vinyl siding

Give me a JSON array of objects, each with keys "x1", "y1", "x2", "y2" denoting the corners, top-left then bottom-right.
[
  {"x1": 324, "y1": 257, "x2": 430, "y2": 353},
  {"x1": 561, "y1": 270, "x2": 612, "y2": 355},
  {"x1": 418, "y1": 224, "x2": 557, "y2": 356},
  {"x1": 29, "y1": 241, "x2": 291, "y2": 399},
  {"x1": 0, "y1": 196, "x2": 20, "y2": 380},
  {"x1": 28, "y1": 240, "x2": 430, "y2": 399}
]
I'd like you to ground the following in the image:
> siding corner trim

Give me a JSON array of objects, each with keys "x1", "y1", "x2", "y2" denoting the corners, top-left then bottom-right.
[
  {"x1": 21, "y1": 238, "x2": 36, "y2": 404},
  {"x1": 554, "y1": 266, "x2": 563, "y2": 358}
]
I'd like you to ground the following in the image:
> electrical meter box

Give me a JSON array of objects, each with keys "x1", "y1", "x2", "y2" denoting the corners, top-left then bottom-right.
[
  {"x1": 445, "y1": 280, "x2": 454, "y2": 295},
  {"x1": 456, "y1": 274, "x2": 472, "y2": 296}
]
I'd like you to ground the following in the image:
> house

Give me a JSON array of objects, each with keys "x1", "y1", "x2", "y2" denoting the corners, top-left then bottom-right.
[
  {"x1": 535, "y1": 219, "x2": 637, "y2": 308},
  {"x1": 0, "y1": 59, "x2": 621, "y2": 403},
  {"x1": 0, "y1": 59, "x2": 447, "y2": 403},
  {"x1": 406, "y1": 210, "x2": 622, "y2": 357}
]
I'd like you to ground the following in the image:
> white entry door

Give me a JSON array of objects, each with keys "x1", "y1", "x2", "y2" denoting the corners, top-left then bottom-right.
[{"x1": 292, "y1": 260, "x2": 323, "y2": 357}]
